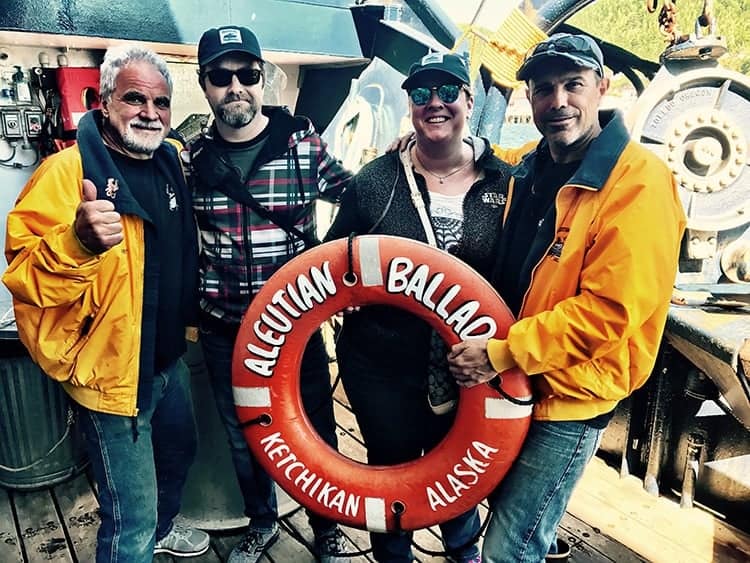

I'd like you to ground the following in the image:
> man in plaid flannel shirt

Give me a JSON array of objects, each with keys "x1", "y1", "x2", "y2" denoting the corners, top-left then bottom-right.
[{"x1": 188, "y1": 26, "x2": 352, "y2": 563}]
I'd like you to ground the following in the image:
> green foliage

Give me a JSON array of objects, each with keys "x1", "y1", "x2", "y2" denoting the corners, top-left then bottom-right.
[{"x1": 568, "y1": 0, "x2": 749, "y2": 73}]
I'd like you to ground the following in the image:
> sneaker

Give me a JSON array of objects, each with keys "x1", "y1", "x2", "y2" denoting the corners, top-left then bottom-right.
[
  {"x1": 545, "y1": 538, "x2": 571, "y2": 561},
  {"x1": 154, "y1": 523, "x2": 210, "y2": 557},
  {"x1": 228, "y1": 523, "x2": 280, "y2": 563},
  {"x1": 314, "y1": 526, "x2": 352, "y2": 562}
]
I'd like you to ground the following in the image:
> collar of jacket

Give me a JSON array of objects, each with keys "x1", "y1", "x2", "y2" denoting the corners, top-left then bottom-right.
[
  {"x1": 511, "y1": 109, "x2": 630, "y2": 192},
  {"x1": 76, "y1": 109, "x2": 181, "y2": 220}
]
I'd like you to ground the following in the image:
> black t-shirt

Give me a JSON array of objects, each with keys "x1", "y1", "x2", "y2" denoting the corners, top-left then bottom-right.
[
  {"x1": 499, "y1": 157, "x2": 580, "y2": 315},
  {"x1": 108, "y1": 149, "x2": 185, "y2": 371},
  {"x1": 214, "y1": 124, "x2": 270, "y2": 181}
]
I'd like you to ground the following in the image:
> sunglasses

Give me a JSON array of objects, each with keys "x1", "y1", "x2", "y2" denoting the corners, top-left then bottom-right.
[
  {"x1": 524, "y1": 35, "x2": 596, "y2": 62},
  {"x1": 203, "y1": 68, "x2": 262, "y2": 87},
  {"x1": 408, "y1": 84, "x2": 466, "y2": 106}
]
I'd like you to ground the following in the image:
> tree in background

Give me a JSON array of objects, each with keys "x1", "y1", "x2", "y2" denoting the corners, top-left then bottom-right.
[{"x1": 568, "y1": 0, "x2": 749, "y2": 74}]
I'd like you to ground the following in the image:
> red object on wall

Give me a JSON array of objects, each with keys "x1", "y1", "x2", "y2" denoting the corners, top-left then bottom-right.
[{"x1": 56, "y1": 67, "x2": 101, "y2": 133}]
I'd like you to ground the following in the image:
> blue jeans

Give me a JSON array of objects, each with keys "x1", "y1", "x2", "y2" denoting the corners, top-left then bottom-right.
[
  {"x1": 200, "y1": 323, "x2": 339, "y2": 536},
  {"x1": 368, "y1": 508, "x2": 481, "y2": 562},
  {"x1": 338, "y1": 348, "x2": 481, "y2": 562},
  {"x1": 78, "y1": 359, "x2": 198, "y2": 563},
  {"x1": 482, "y1": 420, "x2": 603, "y2": 563}
]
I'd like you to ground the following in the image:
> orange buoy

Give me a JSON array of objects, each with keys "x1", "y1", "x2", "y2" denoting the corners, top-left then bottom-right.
[{"x1": 232, "y1": 235, "x2": 532, "y2": 532}]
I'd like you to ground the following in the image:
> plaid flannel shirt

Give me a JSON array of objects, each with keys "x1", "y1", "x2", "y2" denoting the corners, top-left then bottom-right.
[{"x1": 191, "y1": 108, "x2": 351, "y2": 324}]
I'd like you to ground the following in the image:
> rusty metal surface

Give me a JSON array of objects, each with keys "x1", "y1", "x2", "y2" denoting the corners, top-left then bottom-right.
[{"x1": 666, "y1": 305, "x2": 750, "y2": 429}]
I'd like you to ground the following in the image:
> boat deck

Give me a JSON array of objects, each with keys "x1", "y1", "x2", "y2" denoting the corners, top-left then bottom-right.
[
  {"x1": 2, "y1": 353, "x2": 750, "y2": 562},
  {"x1": 0, "y1": 465, "x2": 646, "y2": 563}
]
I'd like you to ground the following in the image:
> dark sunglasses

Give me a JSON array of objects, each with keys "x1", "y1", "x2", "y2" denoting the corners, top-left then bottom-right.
[
  {"x1": 408, "y1": 84, "x2": 465, "y2": 106},
  {"x1": 524, "y1": 35, "x2": 594, "y2": 61},
  {"x1": 203, "y1": 68, "x2": 262, "y2": 87}
]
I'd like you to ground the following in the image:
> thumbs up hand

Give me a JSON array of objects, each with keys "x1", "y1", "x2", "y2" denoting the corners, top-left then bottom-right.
[{"x1": 74, "y1": 179, "x2": 124, "y2": 254}]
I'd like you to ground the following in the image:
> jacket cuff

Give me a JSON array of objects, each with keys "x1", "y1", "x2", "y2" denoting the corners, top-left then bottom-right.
[
  {"x1": 66, "y1": 226, "x2": 100, "y2": 261},
  {"x1": 487, "y1": 338, "x2": 517, "y2": 373}
]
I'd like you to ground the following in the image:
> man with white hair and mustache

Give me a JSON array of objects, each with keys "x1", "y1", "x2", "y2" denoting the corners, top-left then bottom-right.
[
  {"x1": 3, "y1": 44, "x2": 209, "y2": 561},
  {"x1": 188, "y1": 25, "x2": 352, "y2": 563}
]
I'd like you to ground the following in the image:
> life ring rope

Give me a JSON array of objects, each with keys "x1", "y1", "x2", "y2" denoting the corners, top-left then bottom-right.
[{"x1": 232, "y1": 235, "x2": 533, "y2": 532}]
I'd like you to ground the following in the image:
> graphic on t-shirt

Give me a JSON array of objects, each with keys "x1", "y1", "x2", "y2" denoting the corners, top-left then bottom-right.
[{"x1": 430, "y1": 200, "x2": 463, "y2": 253}]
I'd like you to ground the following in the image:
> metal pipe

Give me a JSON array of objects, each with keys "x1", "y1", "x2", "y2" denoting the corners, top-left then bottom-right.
[{"x1": 680, "y1": 433, "x2": 705, "y2": 509}]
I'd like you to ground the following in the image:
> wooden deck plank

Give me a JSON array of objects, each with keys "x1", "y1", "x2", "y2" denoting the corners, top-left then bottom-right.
[
  {"x1": 0, "y1": 487, "x2": 24, "y2": 562},
  {"x1": 12, "y1": 488, "x2": 72, "y2": 562},
  {"x1": 51, "y1": 471, "x2": 99, "y2": 563},
  {"x1": 209, "y1": 530, "x2": 245, "y2": 562},
  {"x1": 567, "y1": 456, "x2": 750, "y2": 563},
  {"x1": 559, "y1": 512, "x2": 643, "y2": 563}
]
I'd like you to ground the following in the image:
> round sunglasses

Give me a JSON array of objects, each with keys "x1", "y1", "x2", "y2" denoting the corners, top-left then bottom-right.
[
  {"x1": 408, "y1": 84, "x2": 467, "y2": 106},
  {"x1": 203, "y1": 68, "x2": 263, "y2": 87}
]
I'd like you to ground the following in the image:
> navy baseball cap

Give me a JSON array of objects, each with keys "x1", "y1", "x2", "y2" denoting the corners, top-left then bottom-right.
[
  {"x1": 516, "y1": 33, "x2": 604, "y2": 81},
  {"x1": 198, "y1": 26, "x2": 263, "y2": 66},
  {"x1": 401, "y1": 52, "x2": 471, "y2": 90}
]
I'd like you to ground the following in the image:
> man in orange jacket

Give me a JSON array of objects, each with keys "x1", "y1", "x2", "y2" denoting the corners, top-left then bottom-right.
[{"x1": 448, "y1": 33, "x2": 686, "y2": 562}]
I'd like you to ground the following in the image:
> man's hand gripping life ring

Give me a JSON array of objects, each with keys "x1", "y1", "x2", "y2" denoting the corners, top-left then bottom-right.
[{"x1": 232, "y1": 235, "x2": 532, "y2": 532}]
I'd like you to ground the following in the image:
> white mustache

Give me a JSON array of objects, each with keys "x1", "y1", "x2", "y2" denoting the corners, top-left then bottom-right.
[{"x1": 130, "y1": 120, "x2": 163, "y2": 131}]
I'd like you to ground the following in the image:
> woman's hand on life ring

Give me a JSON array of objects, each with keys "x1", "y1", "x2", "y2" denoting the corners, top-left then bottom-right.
[{"x1": 448, "y1": 339, "x2": 498, "y2": 387}]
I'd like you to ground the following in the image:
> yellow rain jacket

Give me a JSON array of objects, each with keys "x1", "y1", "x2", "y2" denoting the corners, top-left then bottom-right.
[
  {"x1": 489, "y1": 112, "x2": 686, "y2": 421},
  {"x1": 3, "y1": 111, "x2": 197, "y2": 416}
]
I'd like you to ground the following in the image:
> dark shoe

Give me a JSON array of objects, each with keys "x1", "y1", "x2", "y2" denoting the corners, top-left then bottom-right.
[
  {"x1": 153, "y1": 523, "x2": 210, "y2": 557},
  {"x1": 228, "y1": 523, "x2": 280, "y2": 563},
  {"x1": 448, "y1": 555, "x2": 481, "y2": 563},
  {"x1": 546, "y1": 538, "x2": 571, "y2": 561},
  {"x1": 314, "y1": 526, "x2": 353, "y2": 562}
]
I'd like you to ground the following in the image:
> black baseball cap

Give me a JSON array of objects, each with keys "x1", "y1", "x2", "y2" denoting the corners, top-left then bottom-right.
[
  {"x1": 401, "y1": 52, "x2": 471, "y2": 90},
  {"x1": 516, "y1": 33, "x2": 604, "y2": 81},
  {"x1": 198, "y1": 26, "x2": 263, "y2": 66}
]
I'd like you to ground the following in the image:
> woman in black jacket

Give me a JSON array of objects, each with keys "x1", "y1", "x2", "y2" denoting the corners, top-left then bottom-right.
[{"x1": 325, "y1": 52, "x2": 511, "y2": 563}]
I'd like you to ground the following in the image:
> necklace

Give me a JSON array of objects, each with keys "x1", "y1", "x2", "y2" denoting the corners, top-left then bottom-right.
[{"x1": 413, "y1": 148, "x2": 473, "y2": 184}]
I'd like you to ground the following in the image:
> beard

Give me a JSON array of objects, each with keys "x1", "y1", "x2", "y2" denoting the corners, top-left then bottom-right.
[
  {"x1": 217, "y1": 93, "x2": 259, "y2": 129},
  {"x1": 121, "y1": 119, "x2": 166, "y2": 154}
]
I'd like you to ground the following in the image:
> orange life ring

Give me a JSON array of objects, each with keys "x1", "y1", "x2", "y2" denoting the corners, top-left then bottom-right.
[{"x1": 232, "y1": 235, "x2": 532, "y2": 532}]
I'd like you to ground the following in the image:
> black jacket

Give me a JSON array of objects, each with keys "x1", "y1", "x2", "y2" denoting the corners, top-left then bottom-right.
[{"x1": 324, "y1": 138, "x2": 511, "y2": 384}]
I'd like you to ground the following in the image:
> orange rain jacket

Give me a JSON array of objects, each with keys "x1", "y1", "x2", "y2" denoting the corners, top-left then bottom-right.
[
  {"x1": 3, "y1": 113, "x2": 196, "y2": 417},
  {"x1": 490, "y1": 112, "x2": 687, "y2": 422}
]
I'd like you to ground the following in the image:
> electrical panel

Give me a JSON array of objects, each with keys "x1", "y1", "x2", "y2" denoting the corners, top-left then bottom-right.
[
  {"x1": 1, "y1": 110, "x2": 22, "y2": 137},
  {"x1": 1, "y1": 107, "x2": 43, "y2": 138},
  {"x1": 25, "y1": 110, "x2": 43, "y2": 137}
]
